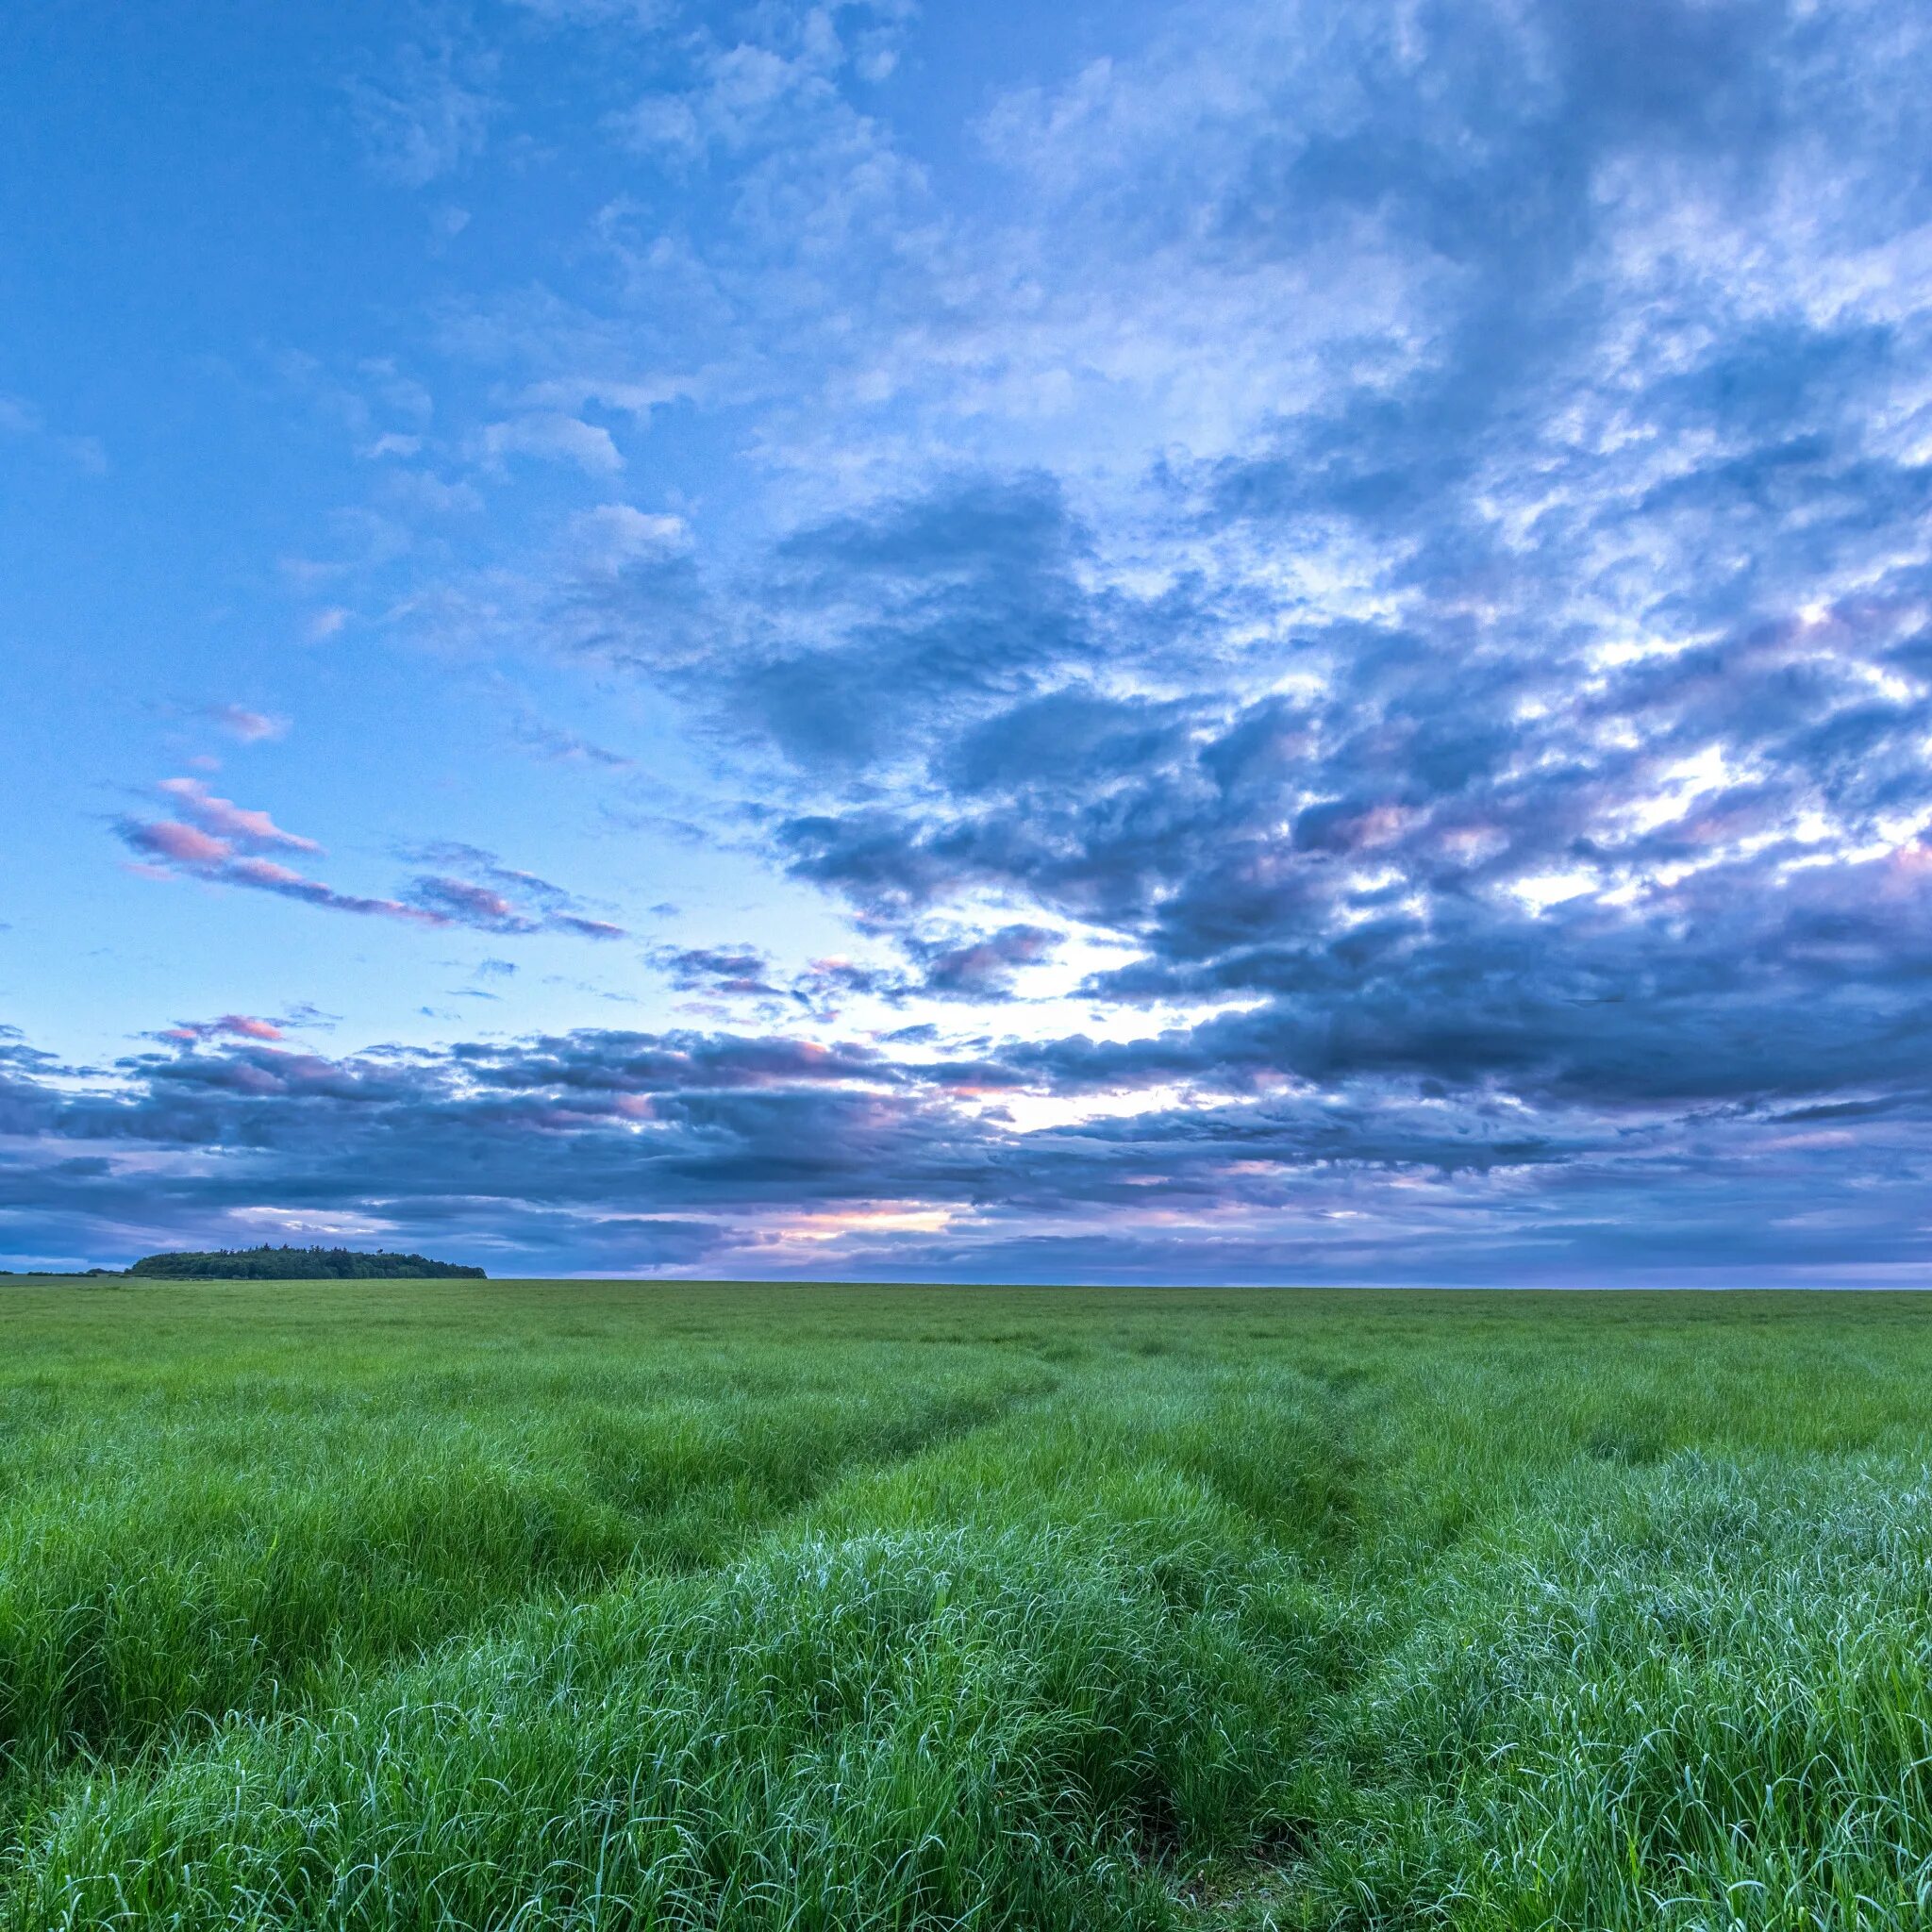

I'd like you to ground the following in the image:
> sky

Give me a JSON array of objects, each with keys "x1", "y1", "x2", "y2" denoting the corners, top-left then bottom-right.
[{"x1": 6, "y1": 0, "x2": 1932, "y2": 1282}]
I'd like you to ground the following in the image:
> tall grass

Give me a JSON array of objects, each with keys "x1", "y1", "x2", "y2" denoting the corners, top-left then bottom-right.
[{"x1": 3, "y1": 1281, "x2": 1931, "y2": 1926}]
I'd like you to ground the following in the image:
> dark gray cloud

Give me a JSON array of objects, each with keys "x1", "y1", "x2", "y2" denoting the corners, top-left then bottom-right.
[
  {"x1": 647, "y1": 944, "x2": 788, "y2": 1000},
  {"x1": 908, "y1": 924, "x2": 1058, "y2": 999},
  {"x1": 739, "y1": 475, "x2": 1102, "y2": 770}
]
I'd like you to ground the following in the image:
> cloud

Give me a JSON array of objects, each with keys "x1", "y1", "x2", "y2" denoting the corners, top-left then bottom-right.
[
  {"x1": 347, "y1": 41, "x2": 496, "y2": 188},
  {"x1": 402, "y1": 874, "x2": 623, "y2": 938},
  {"x1": 159, "y1": 1015, "x2": 288, "y2": 1044},
  {"x1": 403, "y1": 875, "x2": 537, "y2": 930},
  {"x1": 114, "y1": 796, "x2": 624, "y2": 940},
  {"x1": 205, "y1": 857, "x2": 446, "y2": 925},
  {"x1": 120, "y1": 818, "x2": 234, "y2": 869},
  {"x1": 570, "y1": 505, "x2": 689, "y2": 574},
  {"x1": 649, "y1": 944, "x2": 788, "y2": 999},
  {"x1": 664, "y1": 473, "x2": 1103, "y2": 772},
  {"x1": 398, "y1": 842, "x2": 628, "y2": 938},
  {"x1": 908, "y1": 924, "x2": 1058, "y2": 999},
  {"x1": 510, "y1": 713, "x2": 634, "y2": 767},
  {"x1": 479, "y1": 413, "x2": 624, "y2": 475},
  {"x1": 155, "y1": 779, "x2": 319, "y2": 853},
  {"x1": 645, "y1": 925, "x2": 1058, "y2": 1014},
  {"x1": 0, "y1": 391, "x2": 107, "y2": 472},
  {"x1": 202, "y1": 705, "x2": 288, "y2": 743},
  {"x1": 602, "y1": 8, "x2": 916, "y2": 158},
  {"x1": 508, "y1": 0, "x2": 669, "y2": 26}
]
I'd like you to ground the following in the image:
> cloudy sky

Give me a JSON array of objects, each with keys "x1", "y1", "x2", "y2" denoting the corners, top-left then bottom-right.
[{"x1": 6, "y1": 0, "x2": 1932, "y2": 1281}]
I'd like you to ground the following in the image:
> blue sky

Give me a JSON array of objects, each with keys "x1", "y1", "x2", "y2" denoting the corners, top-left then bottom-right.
[{"x1": 7, "y1": 0, "x2": 1932, "y2": 1281}]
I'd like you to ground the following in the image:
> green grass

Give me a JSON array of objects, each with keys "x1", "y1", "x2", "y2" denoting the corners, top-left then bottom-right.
[{"x1": 3, "y1": 1283, "x2": 1931, "y2": 1927}]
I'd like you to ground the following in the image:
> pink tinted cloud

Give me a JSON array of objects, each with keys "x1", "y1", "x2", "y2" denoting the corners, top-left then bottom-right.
[
  {"x1": 220, "y1": 1014, "x2": 285, "y2": 1040},
  {"x1": 225, "y1": 857, "x2": 445, "y2": 923},
  {"x1": 115, "y1": 795, "x2": 618, "y2": 941},
  {"x1": 410, "y1": 876, "x2": 523, "y2": 925},
  {"x1": 204, "y1": 705, "x2": 288, "y2": 743},
  {"x1": 163, "y1": 1014, "x2": 288, "y2": 1043},
  {"x1": 404, "y1": 862, "x2": 628, "y2": 938},
  {"x1": 122, "y1": 819, "x2": 231, "y2": 866},
  {"x1": 225, "y1": 858, "x2": 314, "y2": 889},
  {"x1": 115, "y1": 820, "x2": 447, "y2": 927},
  {"x1": 158, "y1": 778, "x2": 320, "y2": 853}
]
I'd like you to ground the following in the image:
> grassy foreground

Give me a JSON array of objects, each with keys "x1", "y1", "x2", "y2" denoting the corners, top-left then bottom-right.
[{"x1": 2, "y1": 1283, "x2": 1931, "y2": 1928}]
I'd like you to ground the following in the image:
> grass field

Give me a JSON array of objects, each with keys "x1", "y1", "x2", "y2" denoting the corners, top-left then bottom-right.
[{"x1": 3, "y1": 1281, "x2": 1931, "y2": 1929}]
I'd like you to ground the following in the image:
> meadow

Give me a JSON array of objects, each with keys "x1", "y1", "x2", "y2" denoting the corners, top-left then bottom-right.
[{"x1": 2, "y1": 1279, "x2": 1930, "y2": 1929}]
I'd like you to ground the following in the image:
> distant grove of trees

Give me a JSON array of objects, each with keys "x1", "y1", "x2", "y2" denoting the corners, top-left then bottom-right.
[{"x1": 124, "y1": 1245, "x2": 487, "y2": 1280}]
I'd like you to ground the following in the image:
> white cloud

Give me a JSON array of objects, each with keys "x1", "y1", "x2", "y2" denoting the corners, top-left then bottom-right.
[
  {"x1": 479, "y1": 413, "x2": 625, "y2": 475},
  {"x1": 347, "y1": 42, "x2": 497, "y2": 188},
  {"x1": 0, "y1": 391, "x2": 107, "y2": 472},
  {"x1": 571, "y1": 504, "x2": 691, "y2": 573}
]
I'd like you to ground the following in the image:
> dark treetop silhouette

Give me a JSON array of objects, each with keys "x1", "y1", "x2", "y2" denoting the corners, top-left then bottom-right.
[{"x1": 125, "y1": 1245, "x2": 486, "y2": 1280}]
